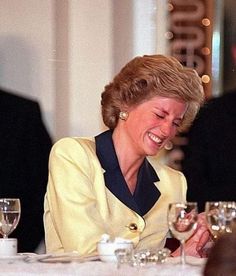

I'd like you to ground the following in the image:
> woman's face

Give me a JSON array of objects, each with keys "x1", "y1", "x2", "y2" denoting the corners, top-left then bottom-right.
[{"x1": 122, "y1": 96, "x2": 188, "y2": 157}]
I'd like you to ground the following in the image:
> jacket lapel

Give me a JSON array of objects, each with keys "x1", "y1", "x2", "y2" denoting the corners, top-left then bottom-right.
[{"x1": 95, "y1": 130, "x2": 161, "y2": 216}]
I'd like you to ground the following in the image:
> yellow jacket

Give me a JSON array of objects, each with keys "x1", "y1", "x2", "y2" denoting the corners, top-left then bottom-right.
[{"x1": 44, "y1": 135, "x2": 186, "y2": 256}]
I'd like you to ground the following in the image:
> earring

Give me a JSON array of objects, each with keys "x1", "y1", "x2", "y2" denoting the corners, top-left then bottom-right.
[
  {"x1": 119, "y1": 111, "x2": 129, "y2": 121},
  {"x1": 164, "y1": 141, "x2": 173, "y2": 151}
]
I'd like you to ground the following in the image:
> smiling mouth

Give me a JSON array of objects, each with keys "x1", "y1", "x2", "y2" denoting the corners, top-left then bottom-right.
[{"x1": 148, "y1": 132, "x2": 163, "y2": 145}]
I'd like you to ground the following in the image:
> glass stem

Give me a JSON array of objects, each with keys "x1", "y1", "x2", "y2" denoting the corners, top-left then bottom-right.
[
  {"x1": 3, "y1": 234, "x2": 8, "y2": 239},
  {"x1": 180, "y1": 239, "x2": 186, "y2": 266}
]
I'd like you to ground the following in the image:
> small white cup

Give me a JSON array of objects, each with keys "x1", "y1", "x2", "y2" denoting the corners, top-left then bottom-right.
[
  {"x1": 0, "y1": 238, "x2": 17, "y2": 256},
  {"x1": 97, "y1": 241, "x2": 133, "y2": 262}
]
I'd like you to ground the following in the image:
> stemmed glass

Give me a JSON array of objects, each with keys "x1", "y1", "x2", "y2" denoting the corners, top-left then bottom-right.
[
  {"x1": 0, "y1": 198, "x2": 21, "y2": 239},
  {"x1": 168, "y1": 202, "x2": 198, "y2": 265},
  {"x1": 205, "y1": 201, "x2": 236, "y2": 240}
]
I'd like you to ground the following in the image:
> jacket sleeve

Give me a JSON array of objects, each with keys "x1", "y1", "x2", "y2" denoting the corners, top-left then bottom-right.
[{"x1": 44, "y1": 138, "x2": 107, "y2": 256}]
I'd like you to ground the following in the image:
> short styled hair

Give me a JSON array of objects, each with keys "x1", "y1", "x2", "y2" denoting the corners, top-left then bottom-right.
[{"x1": 101, "y1": 54, "x2": 204, "y2": 131}]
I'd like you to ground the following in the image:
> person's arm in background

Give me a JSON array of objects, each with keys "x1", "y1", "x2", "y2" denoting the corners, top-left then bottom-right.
[
  {"x1": 14, "y1": 101, "x2": 52, "y2": 252},
  {"x1": 181, "y1": 106, "x2": 209, "y2": 212}
]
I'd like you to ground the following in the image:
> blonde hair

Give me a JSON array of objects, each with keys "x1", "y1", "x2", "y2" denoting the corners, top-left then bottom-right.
[{"x1": 101, "y1": 54, "x2": 204, "y2": 132}]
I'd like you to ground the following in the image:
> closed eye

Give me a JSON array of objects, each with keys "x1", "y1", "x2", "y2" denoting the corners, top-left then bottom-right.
[
  {"x1": 173, "y1": 121, "x2": 181, "y2": 127},
  {"x1": 156, "y1": 113, "x2": 164, "y2": 119}
]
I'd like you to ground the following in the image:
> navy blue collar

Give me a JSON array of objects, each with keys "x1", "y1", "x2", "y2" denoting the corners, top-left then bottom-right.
[{"x1": 95, "y1": 130, "x2": 161, "y2": 216}]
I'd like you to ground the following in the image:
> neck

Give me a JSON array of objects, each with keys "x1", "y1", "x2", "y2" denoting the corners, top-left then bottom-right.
[{"x1": 112, "y1": 128, "x2": 144, "y2": 193}]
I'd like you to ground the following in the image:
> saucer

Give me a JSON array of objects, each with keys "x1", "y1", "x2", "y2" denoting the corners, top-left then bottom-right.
[
  {"x1": 24, "y1": 253, "x2": 99, "y2": 263},
  {"x1": 166, "y1": 256, "x2": 207, "y2": 266},
  {"x1": 0, "y1": 254, "x2": 26, "y2": 263}
]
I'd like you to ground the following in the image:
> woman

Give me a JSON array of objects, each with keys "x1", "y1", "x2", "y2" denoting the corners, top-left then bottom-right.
[{"x1": 44, "y1": 54, "x2": 208, "y2": 257}]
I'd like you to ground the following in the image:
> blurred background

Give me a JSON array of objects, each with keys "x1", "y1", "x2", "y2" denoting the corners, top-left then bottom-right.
[{"x1": 0, "y1": 0, "x2": 234, "y2": 144}]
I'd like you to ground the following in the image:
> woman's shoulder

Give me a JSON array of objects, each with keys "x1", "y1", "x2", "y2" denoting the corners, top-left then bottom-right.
[
  {"x1": 54, "y1": 136, "x2": 95, "y2": 145},
  {"x1": 147, "y1": 156, "x2": 187, "y2": 197},
  {"x1": 51, "y1": 136, "x2": 96, "y2": 157},
  {"x1": 147, "y1": 155, "x2": 185, "y2": 179}
]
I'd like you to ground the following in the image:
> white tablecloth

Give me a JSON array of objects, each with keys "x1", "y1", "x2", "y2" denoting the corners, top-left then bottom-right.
[{"x1": 0, "y1": 256, "x2": 206, "y2": 276}]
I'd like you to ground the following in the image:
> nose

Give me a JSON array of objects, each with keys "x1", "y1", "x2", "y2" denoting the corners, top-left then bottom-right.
[{"x1": 159, "y1": 121, "x2": 172, "y2": 137}]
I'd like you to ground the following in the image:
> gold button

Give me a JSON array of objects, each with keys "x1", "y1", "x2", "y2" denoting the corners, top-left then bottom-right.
[{"x1": 128, "y1": 223, "x2": 138, "y2": 232}]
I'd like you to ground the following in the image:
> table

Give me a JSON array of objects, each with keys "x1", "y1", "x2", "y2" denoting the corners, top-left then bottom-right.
[{"x1": 0, "y1": 256, "x2": 206, "y2": 276}]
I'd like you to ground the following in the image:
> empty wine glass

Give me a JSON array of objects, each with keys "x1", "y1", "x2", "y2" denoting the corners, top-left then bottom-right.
[
  {"x1": 0, "y1": 198, "x2": 21, "y2": 239},
  {"x1": 168, "y1": 202, "x2": 198, "y2": 265},
  {"x1": 205, "y1": 201, "x2": 236, "y2": 240}
]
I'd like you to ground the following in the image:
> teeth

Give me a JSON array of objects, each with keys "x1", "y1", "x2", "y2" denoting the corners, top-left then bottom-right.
[{"x1": 148, "y1": 133, "x2": 162, "y2": 144}]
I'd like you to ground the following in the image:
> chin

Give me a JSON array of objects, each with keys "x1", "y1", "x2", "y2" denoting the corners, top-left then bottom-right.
[
  {"x1": 145, "y1": 142, "x2": 162, "y2": 156},
  {"x1": 146, "y1": 148, "x2": 160, "y2": 157}
]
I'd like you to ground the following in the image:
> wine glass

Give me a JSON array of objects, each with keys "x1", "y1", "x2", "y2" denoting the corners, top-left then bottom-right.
[
  {"x1": 222, "y1": 201, "x2": 236, "y2": 234},
  {"x1": 0, "y1": 198, "x2": 21, "y2": 239},
  {"x1": 205, "y1": 201, "x2": 236, "y2": 240},
  {"x1": 168, "y1": 202, "x2": 198, "y2": 265}
]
